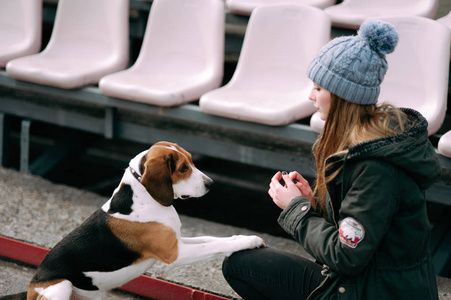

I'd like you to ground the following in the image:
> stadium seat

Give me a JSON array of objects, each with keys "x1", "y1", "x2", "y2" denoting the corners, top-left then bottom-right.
[
  {"x1": 438, "y1": 131, "x2": 451, "y2": 158},
  {"x1": 310, "y1": 16, "x2": 451, "y2": 135},
  {"x1": 309, "y1": 112, "x2": 324, "y2": 133},
  {"x1": 324, "y1": 0, "x2": 439, "y2": 29},
  {"x1": 200, "y1": 4, "x2": 330, "y2": 126},
  {"x1": 226, "y1": 0, "x2": 336, "y2": 16},
  {"x1": 6, "y1": 0, "x2": 129, "y2": 89},
  {"x1": 99, "y1": 0, "x2": 224, "y2": 107},
  {"x1": 0, "y1": 0, "x2": 42, "y2": 68},
  {"x1": 379, "y1": 16, "x2": 450, "y2": 136}
]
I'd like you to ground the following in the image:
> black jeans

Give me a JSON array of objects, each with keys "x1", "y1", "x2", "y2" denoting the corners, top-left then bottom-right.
[{"x1": 222, "y1": 247, "x2": 324, "y2": 300}]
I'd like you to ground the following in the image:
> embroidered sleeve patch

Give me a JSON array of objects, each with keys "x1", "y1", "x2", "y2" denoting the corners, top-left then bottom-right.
[{"x1": 339, "y1": 217, "x2": 365, "y2": 248}]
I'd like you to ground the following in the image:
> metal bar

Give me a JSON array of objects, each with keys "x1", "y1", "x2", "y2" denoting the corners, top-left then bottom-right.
[
  {"x1": 0, "y1": 113, "x2": 9, "y2": 167},
  {"x1": 104, "y1": 107, "x2": 117, "y2": 139},
  {"x1": 0, "y1": 97, "x2": 105, "y2": 135},
  {"x1": 20, "y1": 120, "x2": 31, "y2": 173}
]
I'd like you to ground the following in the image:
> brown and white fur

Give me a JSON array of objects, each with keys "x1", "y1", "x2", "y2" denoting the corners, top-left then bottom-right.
[{"x1": 25, "y1": 141, "x2": 265, "y2": 300}]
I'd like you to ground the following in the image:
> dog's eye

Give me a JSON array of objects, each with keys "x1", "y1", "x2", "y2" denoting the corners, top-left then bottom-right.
[{"x1": 179, "y1": 165, "x2": 189, "y2": 173}]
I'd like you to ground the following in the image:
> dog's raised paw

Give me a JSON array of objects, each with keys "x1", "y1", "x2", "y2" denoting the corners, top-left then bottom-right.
[
  {"x1": 247, "y1": 235, "x2": 266, "y2": 248},
  {"x1": 235, "y1": 235, "x2": 266, "y2": 249}
]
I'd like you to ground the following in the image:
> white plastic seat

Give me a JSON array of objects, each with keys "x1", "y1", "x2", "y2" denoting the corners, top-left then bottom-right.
[
  {"x1": 378, "y1": 16, "x2": 450, "y2": 136},
  {"x1": 0, "y1": 0, "x2": 42, "y2": 68},
  {"x1": 99, "y1": 0, "x2": 224, "y2": 107},
  {"x1": 226, "y1": 0, "x2": 336, "y2": 16},
  {"x1": 200, "y1": 4, "x2": 330, "y2": 126},
  {"x1": 310, "y1": 16, "x2": 451, "y2": 135},
  {"x1": 438, "y1": 131, "x2": 451, "y2": 158},
  {"x1": 6, "y1": 0, "x2": 129, "y2": 89},
  {"x1": 324, "y1": 0, "x2": 439, "y2": 29},
  {"x1": 309, "y1": 112, "x2": 324, "y2": 133}
]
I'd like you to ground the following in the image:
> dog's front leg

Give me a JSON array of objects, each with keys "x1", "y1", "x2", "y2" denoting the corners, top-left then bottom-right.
[{"x1": 172, "y1": 235, "x2": 265, "y2": 266}]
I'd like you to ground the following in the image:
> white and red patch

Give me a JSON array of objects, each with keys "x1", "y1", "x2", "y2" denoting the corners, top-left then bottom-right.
[{"x1": 339, "y1": 217, "x2": 365, "y2": 248}]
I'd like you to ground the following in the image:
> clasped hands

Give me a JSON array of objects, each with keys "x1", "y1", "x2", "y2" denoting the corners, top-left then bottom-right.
[{"x1": 268, "y1": 171, "x2": 315, "y2": 210}]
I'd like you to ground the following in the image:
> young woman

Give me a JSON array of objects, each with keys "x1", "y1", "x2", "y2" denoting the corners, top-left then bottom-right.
[{"x1": 222, "y1": 20, "x2": 441, "y2": 299}]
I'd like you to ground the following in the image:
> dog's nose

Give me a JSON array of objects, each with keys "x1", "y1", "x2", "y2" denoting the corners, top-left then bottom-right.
[{"x1": 204, "y1": 176, "x2": 214, "y2": 189}]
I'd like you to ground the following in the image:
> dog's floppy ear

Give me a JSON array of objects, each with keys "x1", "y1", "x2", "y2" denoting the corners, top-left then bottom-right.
[{"x1": 141, "y1": 154, "x2": 175, "y2": 206}]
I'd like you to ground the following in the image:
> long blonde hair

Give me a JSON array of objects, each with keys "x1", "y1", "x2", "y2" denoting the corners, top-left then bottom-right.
[{"x1": 313, "y1": 94, "x2": 406, "y2": 214}]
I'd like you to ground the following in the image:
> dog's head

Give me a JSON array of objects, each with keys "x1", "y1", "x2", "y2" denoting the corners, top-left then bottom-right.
[{"x1": 129, "y1": 141, "x2": 213, "y2": 206}]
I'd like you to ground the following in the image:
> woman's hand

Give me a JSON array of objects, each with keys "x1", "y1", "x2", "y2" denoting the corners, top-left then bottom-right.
[
  {"x1": 268, "y1": 171, "x2": 315, "y2": 210},
  {"x1": 268, "y1": 171, "x2": 301, "y2": 209},
  {"x1": 289, "y1": 171, "x2": 315, "y2": 209}
]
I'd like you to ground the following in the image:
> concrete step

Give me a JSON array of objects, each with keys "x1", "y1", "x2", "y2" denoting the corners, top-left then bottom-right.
[{"x1": 0, "y1": 166, "x2": 450, "y2": 299}]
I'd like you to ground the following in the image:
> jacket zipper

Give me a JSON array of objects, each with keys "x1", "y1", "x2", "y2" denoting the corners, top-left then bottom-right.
[
  {"x1": 327, "y1": 193, "x2": 338, "y2": 228},
  {"x1": 307, "y1": 276, "x2": 329, "y2": 300},
  {"x1": 324, "y1": 151, "x2": 349, "y2": 228}
]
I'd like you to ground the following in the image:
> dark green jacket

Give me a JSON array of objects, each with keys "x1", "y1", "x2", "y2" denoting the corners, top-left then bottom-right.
[{"x1": 278, "y1": 108, "x2": 441, "y2": 300}]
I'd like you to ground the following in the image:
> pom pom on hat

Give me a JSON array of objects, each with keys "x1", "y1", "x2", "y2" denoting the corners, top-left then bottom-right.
[
  {"x1": 358, "y1": 20, "x2": 399, "y2": 55},
  {"x1": 307, "y1": 20, "x2": 399, "y2": 105}
]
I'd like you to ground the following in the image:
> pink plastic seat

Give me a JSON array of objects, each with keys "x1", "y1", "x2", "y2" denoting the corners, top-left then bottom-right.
[
  {"x1": 378, "y1": 16, "x2": 450, "y2": 136},
  {"x1": 0, "y1": 0, "x2": 42, "y2": 68},
  {"x1": 6, "y1": 0, "x2": 129, "y2": 89},
  {"x1": 324, "y1": 0, "x2": 439, "y2": 29},
  {"x1": 309, "y1": 112, "x2": 324, "y2": 133},
  {"x1": 438, "y1": 131, "x2": 451, "y2": 158},
  {"x1": 99, "y1": 0, "x2": 224, "y2": 107},
  {"x1": 226, "y1": 0, "x2": 336, "y2": 16},
  {"x1": 310, "y1": 16, "x2": 451, "y2": 135},
  {"x1": 200, "y1": 4, "x2": 330, "y2": 126}
]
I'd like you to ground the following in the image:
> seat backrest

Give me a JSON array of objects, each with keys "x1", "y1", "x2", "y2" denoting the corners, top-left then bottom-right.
[
  {"x1": 226, "y1": 4, "x2": 330, "y2": 91},
  {"x1": 378, "y1": 16, "x2": 450, "y2": 135},
  {"x1": 133, "y1": 0, "x2": 224, "y2": 76},
  {"x1": 0, "y1": 0, "x2": 42, "y2": 51},
  {"x1": 226, "y1": 0, "x2": 337, "y2": 15},
  {"x1": 43, "y1": 0, "x2": 128, "y2": 61},
  {"x1": 330, "y1": 0, "x2": 438, "y2": 17}
]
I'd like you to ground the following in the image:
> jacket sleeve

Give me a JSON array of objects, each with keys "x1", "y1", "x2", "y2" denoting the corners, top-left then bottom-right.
[{"x1": 278, "y1": 160, "x2": 398, "y2": 276}]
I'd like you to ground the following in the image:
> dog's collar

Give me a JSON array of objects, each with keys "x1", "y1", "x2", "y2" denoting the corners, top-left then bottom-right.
[{"x1": 129, "y1": 166, "x2": 142, "y2": 182}]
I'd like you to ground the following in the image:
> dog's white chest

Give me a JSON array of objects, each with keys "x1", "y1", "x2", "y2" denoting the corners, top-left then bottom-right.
[{"x1": 83, "y1": 259, "x2": 157, "y2": 291}]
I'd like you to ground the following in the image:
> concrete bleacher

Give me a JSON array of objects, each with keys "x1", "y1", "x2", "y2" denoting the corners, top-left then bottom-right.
[{"x1": 1, "y1": 0, "x2": 451, "y2": 298}]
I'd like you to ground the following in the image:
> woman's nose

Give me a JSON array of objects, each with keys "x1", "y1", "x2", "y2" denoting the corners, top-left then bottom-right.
[{"x1": 308, "y1": 91, "x2": 315, "y2": 101}]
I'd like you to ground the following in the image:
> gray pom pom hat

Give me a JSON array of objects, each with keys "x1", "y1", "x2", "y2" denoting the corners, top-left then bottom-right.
[{"x1": 307, "y1": 20, "x2": 399, "y2": 105}]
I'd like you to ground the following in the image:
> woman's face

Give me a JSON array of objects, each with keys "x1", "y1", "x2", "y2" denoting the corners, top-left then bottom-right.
[{"x1": 309, "y1": 83, "x2": 331, "y2": 121}]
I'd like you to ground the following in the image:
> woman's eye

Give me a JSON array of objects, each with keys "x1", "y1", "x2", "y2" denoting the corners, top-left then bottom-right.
[{"x1": 179, "y1": 165, "x2": 189, "y2": 173}]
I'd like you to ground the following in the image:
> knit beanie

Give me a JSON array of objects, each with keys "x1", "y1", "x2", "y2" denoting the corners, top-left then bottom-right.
[{"x1": 307, "y1": 20, "x2": 399, "y2": 105}]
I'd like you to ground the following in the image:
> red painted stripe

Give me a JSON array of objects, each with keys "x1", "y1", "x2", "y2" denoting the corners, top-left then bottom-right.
[
  {"x1": 0, "y1": 236, "x2": 48, "y2": 266},
  {"x1": 0, "y1": 235, "x2": 230, "y2": 300}
]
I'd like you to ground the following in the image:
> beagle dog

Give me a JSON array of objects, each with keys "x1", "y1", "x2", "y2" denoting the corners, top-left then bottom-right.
[{"x1": 26, "y1": 141, "x2": 265, "y2": 300}]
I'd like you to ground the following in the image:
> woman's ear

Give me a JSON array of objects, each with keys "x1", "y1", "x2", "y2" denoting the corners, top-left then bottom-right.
[{"x1": 141, "y1": 155, "x2": 174, "y2": 206}]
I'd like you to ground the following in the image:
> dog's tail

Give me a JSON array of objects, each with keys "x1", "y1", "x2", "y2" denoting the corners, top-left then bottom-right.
[{"x1": 0, "y1": 292, "x2": 27, "y2": 300}]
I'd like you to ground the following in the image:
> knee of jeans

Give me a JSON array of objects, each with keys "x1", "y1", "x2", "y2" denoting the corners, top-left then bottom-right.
[
  {"x1": 222, "y1": 254, "x2": 233, "y2": 276},
  {"x1": 222, "y1": 251, "x2": 242, "y2": 277}
]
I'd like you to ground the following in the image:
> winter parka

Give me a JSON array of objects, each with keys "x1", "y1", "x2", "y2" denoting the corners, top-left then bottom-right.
[{"x1": 278, "y1": 108, "x2": 441, "y2": 300}]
